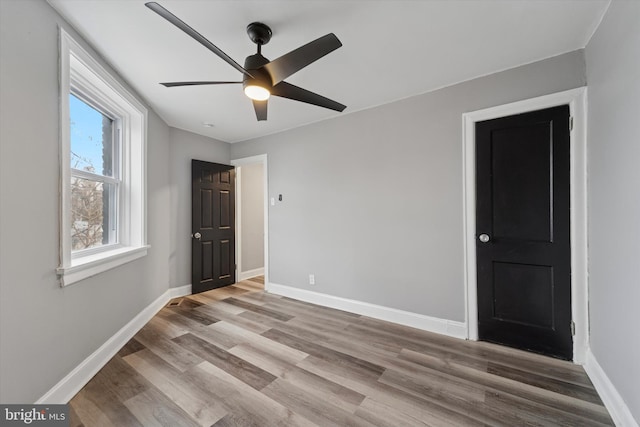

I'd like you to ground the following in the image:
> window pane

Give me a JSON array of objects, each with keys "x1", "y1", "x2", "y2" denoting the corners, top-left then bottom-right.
[
  {"x1": 71, "y1": 177, "x2": 116, "y2": 251},
  {"x1": 69, "y1": 94, "x2": 114, "y2": 176}
]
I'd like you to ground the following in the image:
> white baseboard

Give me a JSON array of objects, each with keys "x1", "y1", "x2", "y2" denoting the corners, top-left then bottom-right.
[
  {"x1": 168, "y1": 284, "x2": 192, "y2": 298},
  {"x1": 266, "y1": 282, "x2": 467, "y2": 340},
  {"x1": 584, "y1": 349, "x2": 639, "y2": 427},
  {"x1": 237, "y1": 267, "x2": 265, "y2": 281},
  {"x1": 36, "y1": 285, "x2": 192, "y2": 404}
]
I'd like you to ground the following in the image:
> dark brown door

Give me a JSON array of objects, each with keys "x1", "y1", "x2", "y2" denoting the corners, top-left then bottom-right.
[
  {"x1": 192, "y1": 160, "x2": 236, "y2": 294},
  {"x1": 476, "y1": 105, "x2": 572, "y2": 360}
]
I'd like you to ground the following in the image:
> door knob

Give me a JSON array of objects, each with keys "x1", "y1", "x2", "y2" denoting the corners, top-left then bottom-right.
[
  {"x1": 193, "y1": 232, "x2": 201, "y2": 240},
  {"x1": 478, "y1": 233, "x2": 491, "y2": 243}
]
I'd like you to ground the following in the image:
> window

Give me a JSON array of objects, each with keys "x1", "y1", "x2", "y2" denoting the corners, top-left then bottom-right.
[
  {"x1": 57, "y1": 29, "x2": 148, "y2": 287},
  {"x1": 70, "y1": 94, "x2": 119, "y2": 251}
]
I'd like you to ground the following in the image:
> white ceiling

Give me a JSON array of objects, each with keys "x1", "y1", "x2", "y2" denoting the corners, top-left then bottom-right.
[{"x1": 48, "y1": 0, "x2": 609, "y2": 143}]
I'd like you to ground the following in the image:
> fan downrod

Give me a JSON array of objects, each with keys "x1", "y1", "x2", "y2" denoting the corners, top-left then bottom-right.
[{"x1": 247, "y1": 22, "x2": 272, "y2": 46}]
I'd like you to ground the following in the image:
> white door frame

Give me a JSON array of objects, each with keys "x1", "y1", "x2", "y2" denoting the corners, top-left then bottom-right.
[
  {"x1": 231, "y1": 154, "x2": 269, "y2": 285},
  {"x1": 462, "y1": 87, "x2": 588, "y2": 363}
]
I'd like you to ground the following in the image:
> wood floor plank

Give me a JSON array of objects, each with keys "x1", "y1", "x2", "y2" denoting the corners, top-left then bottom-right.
[
  {"x1": 483, "y1": 387, "x2": 614, "y2": 427},
  {"x1": 70, "y1": 390, "x2": 119, "y2": 427},
  {"x1": 349, "y1": 318, "x2": 594, "y2": 387},
  {"x1": 224, "y1": 297, "x2": 294, "y2": 321},
  {"x1": 212, "y1": 321, "x2": 309, "y2": 362},
  {"x1": 164, "y1": 304, "x2": 220, "y2": 326},
  {"x1": 74, "y1": 355, "x2": 148, "y2": 427},
  {"x1": 156, "y1": 310, "x2": 242, "y2": 350},
  {"x1": 398, "y1": 348, "x2": 613, "y2": 424},
  {"x1": 134, "y1": 324, "x2": 203, "y2": 372},
  {"x1": 146, "y1": 315, "x2": 190, "y2": 339},
  {"x1": 124, "y1": 388, "x2": 200, "y2": 427},
  {"x1": 233, "y1": 281, "x2": 264, "y2": 292},
  {"x1": 486, "y1": 360, "x2": 603, "y2": 404},
  {"x1": 354, "y1": 397, "x2": 436, "y2": 427},
  {"x1": 228, "y1": 343, "x2": 298, "y2": 377},
  {"x1": 237, "y1": 309, "x2": 289, "y2": 330},
  {"x1": 236, "y1": 289, "x2": 282, "y2": 305},
  {"x1": 69, "y1": 277, "x2": 614, "y2": 426},
  {"x1": 192, "y1": 361, "x2": 317, "y2": 427},
  {"x1": 123, "y1": 349, "x2": 228, "y2": 426},
  {"x1": 262, "y1": 378, "x2": 376, "y2": 427},
  {"x1": 297, "y1": 355, "x2": 486, "y2": 427},
  {"x1": 247, "y1": 276, "x2": 265, "y2": 285},
  {"x1": 117, "y1": 337, "x2": 147, "y2": 358},
  {"x1": 275, "y1": 364, "x2": 366, "y2": 413},
  {"x1": 378, "y1": 366, "x2": 543, "y2": 426},
  {"x1": 263, "y1": 328, "x2": 386, "y2": 380},
  {"x1": 173, "y1": 333, "x2": 277, "y2": 390},
  {"x1": 194, "y1": 304, "x2": 280, "y2": 334}
]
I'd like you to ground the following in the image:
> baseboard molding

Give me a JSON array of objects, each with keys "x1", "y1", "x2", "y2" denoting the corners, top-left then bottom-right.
[
  {"x1": 266, "y1": 282, "x2": 467, "y2": 340},
  {"x1": 168, "y1": 284, "x2": 192, "y2": 298},
  {"x1": 584, "y1": 349, "x2": 639, "y2": 427},
  {"x1": 237, "y1": 267, "x2": 265, "y2": 282},
  {"x1": 36, "y1": 285, "x2": 192, "y2": 404}
]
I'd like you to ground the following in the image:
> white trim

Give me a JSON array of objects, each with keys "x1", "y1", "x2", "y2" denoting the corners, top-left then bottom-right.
[
  {"x1": 238, "y1": 267, "x2": 265, "y2": 282},
  {"x1": 58, "y1": 28, "x2": 148, "y2": 287},
  {"x1": 462, "y1": 87, "x2": 589, "y2": 362},
  {"x1": 584, "y1": 350, "x2": 639, "y2": 427},
  {"x1": 168, "y1": 284, "x2": 193, "y2": 298},
  {"x1": 36, "y1": 285, "x2": 191, "y2": 404},
  {"x1": 266, "y1": 282, "x2": 467, "y2": 339},
  {"x1": 231, "y1": 154, "x2": 269, "y2": 285},
  {"x1": 235, "y1": 166, "x2": 244, "y2": 281},
  {"x1": 56, "y1": 245, "x2": 149, "y2": 287}
]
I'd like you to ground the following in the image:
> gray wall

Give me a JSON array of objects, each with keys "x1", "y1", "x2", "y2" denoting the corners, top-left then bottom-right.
[
  {"x1": 231, "y1": 50, "x2": 586, "y2": 321},
  {"x1": 168, "y1": 127, "x2": 230, "y2": 289},
  {"x1": 0, "y1": 0, "x2": 171, "y2": 403},
  {"x1": 240, "y1": 163, "x2": 265, "y2": 272},
  {"x1": 585, "y1": 1, "x2": 640, "y2": 421}
]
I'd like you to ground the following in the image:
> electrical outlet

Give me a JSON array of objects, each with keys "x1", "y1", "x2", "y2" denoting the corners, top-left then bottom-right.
[{"x1": 309, "y1": 274, "x2": 315, "y2": 285}]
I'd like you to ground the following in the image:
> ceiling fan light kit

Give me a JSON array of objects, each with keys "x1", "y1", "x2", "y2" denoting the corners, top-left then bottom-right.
[{"x1": 145, "y1": 2, "x2": 346, "y2": 121}]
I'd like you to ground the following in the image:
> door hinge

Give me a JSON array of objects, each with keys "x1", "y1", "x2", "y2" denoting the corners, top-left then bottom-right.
[
  {"x1": 571, "y1": 321, "x2": 576, "y2": 336},
  {"x1": 569, "y1": 116, "x2": 574, "y2": 131}
]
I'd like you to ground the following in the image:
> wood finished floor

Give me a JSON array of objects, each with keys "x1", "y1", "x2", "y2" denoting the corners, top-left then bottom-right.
[{"x1": 69, "y1": 277, "x2": 613, "y2": 426}]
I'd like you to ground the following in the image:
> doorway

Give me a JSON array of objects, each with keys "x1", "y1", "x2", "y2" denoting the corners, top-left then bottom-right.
[
  {"x1": 231, "y1": 155, "x2": 269, "y2": 285},
  {"x1": 463, "y1": 88, "x2": 588, "y2": 362}
]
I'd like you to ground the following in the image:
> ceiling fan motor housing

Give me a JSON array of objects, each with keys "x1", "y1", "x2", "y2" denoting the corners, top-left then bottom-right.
[{"x1": 243, "y1": 53, "x2": 272, "y2": 90}]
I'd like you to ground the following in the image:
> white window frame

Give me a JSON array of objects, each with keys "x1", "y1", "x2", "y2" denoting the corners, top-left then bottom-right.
[{"x1": 57, "y1": 29, "x2": 148, "y2": 287}]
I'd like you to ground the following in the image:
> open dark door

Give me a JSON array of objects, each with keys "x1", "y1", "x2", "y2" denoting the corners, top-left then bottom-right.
[
  {"x1": 192, "y1": 160, "x2": 235, "y2": 294},
  {"x1": 476, "y1": 105, "x2": 572, "y2": 360}
]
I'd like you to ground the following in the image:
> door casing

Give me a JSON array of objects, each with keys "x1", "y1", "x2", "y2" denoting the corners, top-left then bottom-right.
[
  {"x1": 462, "y1": 87, "x2": 588, "y2": 363},
  {"x1": 231, "y1": 154, "x2": 269, "y2": 286}
]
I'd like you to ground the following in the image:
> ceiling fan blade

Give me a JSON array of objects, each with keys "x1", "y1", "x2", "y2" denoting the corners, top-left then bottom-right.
[
  {"x1": 271, "y1": 81, "x2": 346, "y2": 112},
  {"x1": 145, "y1": 2, "x2": 253, "y2": 78},
  {"x1": 262, "y1": 33, "x2": 342, "y2": 85},
  {"x1": 160, "y1": 81, "x2": 242, "y2": 87},
  {"x1": 252, "y1": 100, "x2": 268, "y2": 121}
]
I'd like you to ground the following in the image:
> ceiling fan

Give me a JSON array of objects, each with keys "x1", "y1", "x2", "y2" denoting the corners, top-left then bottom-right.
[{"x1": 145, "y1": 2, "x2": 347, "y2": 121}]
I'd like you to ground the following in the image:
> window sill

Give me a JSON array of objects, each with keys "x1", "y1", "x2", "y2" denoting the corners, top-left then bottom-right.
[{"x1": 57, "y1": 245, "x2": 150, "y2": 287}]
